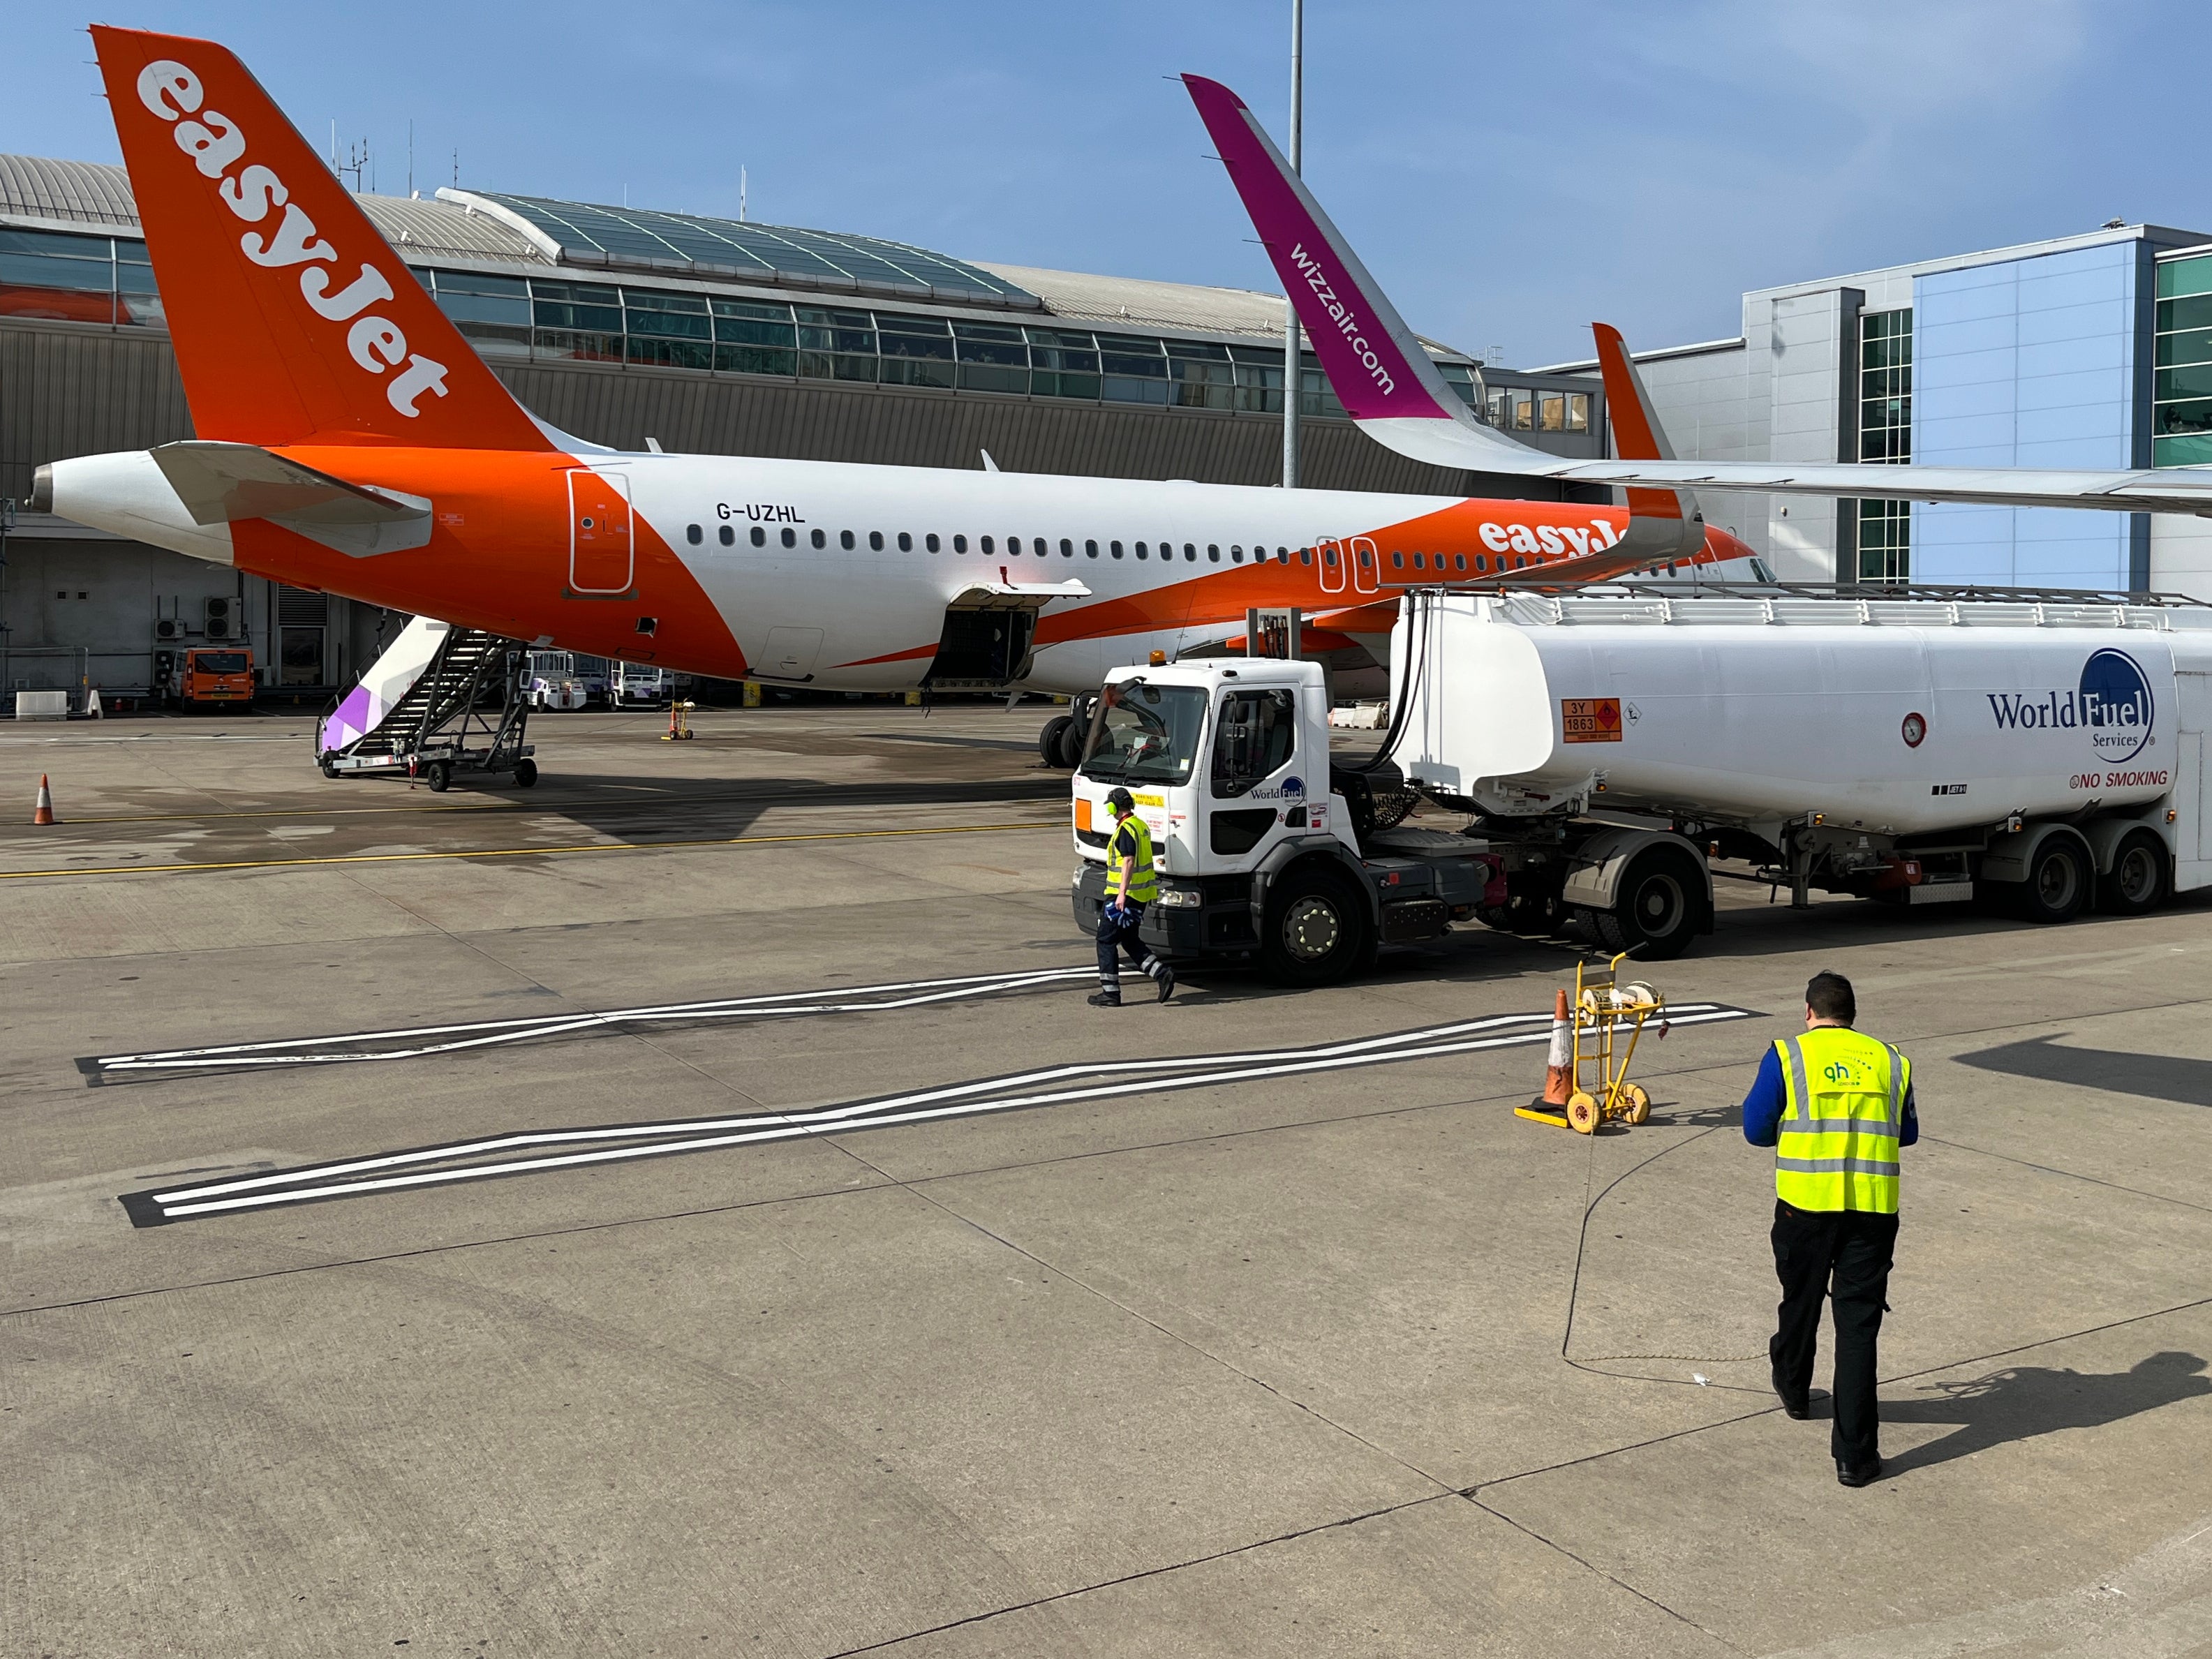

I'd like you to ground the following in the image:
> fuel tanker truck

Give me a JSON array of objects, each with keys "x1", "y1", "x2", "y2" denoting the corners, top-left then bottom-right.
[{"x1": 1069, "y1": 586, "x2": 2212, "y2": 982}]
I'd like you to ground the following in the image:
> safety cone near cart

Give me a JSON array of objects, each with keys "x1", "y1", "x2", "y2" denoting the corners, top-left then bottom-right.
[
  {"x1": 32, "y1": 773, "x2": 57, "y2": 825},
  {"x1": 1515, "y1": 989, "x2": 1576, "y2": 1128}
]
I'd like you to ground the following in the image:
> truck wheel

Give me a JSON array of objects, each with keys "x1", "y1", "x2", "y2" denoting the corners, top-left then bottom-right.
[
  {"x1": 1039, "y1": 714, "x2": 1074, "y2": 767},
  {"x1": 424, "y1": 761, "x2": 452, "y2": 794},
  {"x1": 2097, "y1": 830, "x2": 2169, "y2": 916},
  {"x1": 1261, "y1": 865, "x2": 1370, "y2": 985},
  {"x1": 2014, "y1": 835, "x2": 2088, "y2": 923},
  {"x1": 513, "y1": 759, "x2": 539, "y2": 788},
  {"x1": 1596, "y1": 845, "x2": 1705, "y2": 960}
]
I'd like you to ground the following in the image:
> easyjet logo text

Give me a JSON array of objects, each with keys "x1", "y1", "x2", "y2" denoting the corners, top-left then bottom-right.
[
  {"x1": 135, "y1": 60, "x2": 449, "y2": 419},
  {"x1": 1287, "y1": 243, "x2": 1395, "y2": 398},
  {"x1": 1480, "y1": 519, "x2": 1623, "y2": 558}
]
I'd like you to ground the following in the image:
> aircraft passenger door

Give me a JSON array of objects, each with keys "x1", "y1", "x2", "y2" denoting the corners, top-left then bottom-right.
[
  {"x1": 568, "y1": 470, "x2": 634, "y2": 594},
  {"x1": 1351, "y1": 536, "x2": 1380, "y2": 595},
  {"x1": 1317, "y1": 537, "x2": 1346, "y2": 595}
]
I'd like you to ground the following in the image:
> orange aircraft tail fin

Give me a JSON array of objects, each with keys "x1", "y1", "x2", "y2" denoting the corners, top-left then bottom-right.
[{"x1": 91, "y1": 26, "x2": 550, "y2": 453}]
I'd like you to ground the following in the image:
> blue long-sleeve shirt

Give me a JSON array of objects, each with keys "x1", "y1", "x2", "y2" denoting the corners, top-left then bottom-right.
[{"x1": 1741, "y1": 1043, "x2": 1917, "y2": 1147}]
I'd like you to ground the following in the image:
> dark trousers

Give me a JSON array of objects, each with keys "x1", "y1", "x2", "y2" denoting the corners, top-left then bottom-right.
[
  {"x1": 1095, "y1": 901, "x2": 1155, "y2": 987},
  {"x1": 1770, "y1": 1200, "x2": 1899, "y2": 1467}
]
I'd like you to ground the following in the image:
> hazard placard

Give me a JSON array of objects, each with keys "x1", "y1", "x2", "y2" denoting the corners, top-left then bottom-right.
[{"x1": 1561, "y1": 697, "x2": 1623, "y2": 743}]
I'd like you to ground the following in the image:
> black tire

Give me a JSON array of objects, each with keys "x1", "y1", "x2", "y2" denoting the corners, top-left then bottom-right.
[
  {"x1": 318, "y1": 759, "x2": 339, "y2": 780},
  {"x1": 1039, "y1": 714, "x2": 1074, "y2": 767},
  {"x1": 513, "y1": 758, "x2": 539, "y2": 788},
  {"x1": 424, "y1": 761, "x2": 452, "y2": 794},
  {"x1": 1599, "y1": 845, "x2": 1706, "y2": 960},
  {"x1": 1055, "y1": 717, "x2": 1089, "y2": 771},
  {"x1": 2013, "y1": 834, "x2": 2088, "y2": 923},
  {"x1": 1260, "y1": 864, "x2": 1371, "y2": 985},
  {"x1": 2097, "y1": 830, "x2": 2169, "y2": 916}
]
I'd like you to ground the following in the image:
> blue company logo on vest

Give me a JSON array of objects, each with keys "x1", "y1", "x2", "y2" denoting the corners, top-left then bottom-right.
[{"x1": 1986, "y1": 649, "x2": 2154, "y2": 764}]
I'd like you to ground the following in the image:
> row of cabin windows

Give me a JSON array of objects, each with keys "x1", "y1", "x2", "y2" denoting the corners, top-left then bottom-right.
[
  {"x1": 683, "y1": 524, "x2": 1320, "y2": 564},
  {"x1": 681, "y1": 521, "x2": 1536, "y2": 573},
  {"x1": 1389, "y1": 549, "x2": 1530, "y2": 573}
]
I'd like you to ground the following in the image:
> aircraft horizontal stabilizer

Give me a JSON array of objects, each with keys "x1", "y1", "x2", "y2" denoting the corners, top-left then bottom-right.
[{"x1": 151, "y1": 440, "x2": 432, "y2": 556}]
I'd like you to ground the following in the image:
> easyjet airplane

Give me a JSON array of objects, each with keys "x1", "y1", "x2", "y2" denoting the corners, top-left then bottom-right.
[
  {"x1": 34, "y1": 27, "x2": 1765, "y2": 724},
  {"x1": 38, "y1": 34, "x2": 2212, "y2": 740}
]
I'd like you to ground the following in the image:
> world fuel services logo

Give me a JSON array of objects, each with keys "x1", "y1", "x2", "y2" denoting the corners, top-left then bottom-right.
[{"x1": 1986, "y1": 648, "x2": 2153, "y2": 764}]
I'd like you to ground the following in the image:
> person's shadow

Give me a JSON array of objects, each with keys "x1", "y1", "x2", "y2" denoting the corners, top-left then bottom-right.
[{"x1": 1875, "y1": 1351, "x2": 2210, "y2": 1475}]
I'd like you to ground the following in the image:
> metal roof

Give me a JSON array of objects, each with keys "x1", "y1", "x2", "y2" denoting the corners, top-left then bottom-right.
[
  {"x1": 442, "y1": 188, "x2": 1038, "y2": 311},
  {"x1": 0, "y1": 152, "x2": 1477, "y2": 357}
]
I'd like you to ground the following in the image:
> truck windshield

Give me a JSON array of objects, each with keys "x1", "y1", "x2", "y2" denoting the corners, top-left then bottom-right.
[
  {"x1": 195, "y1": 653, "x2": 248, "y2": 674},
  {"x1": 1080, "y1": 683, "x2": 1208, "y2": 785}
]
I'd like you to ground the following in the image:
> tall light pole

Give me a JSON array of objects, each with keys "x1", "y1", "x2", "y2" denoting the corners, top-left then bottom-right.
[{"x1": 1282, "y1": 0, "x2": 1303, "y2": 489}]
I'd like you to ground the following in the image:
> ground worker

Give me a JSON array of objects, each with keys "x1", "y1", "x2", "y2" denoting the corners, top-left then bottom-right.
[
  {"x1": 1741, "y1": 969, "x2": 1916, "y2": 1487},
  {"x1": 1090, "y1": 787, "x2": 1175, "y2": 1009}
]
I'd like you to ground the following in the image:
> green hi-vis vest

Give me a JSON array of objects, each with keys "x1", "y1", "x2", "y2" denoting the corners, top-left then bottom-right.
[
  {"x1": 1774, "y1": 1027, "x2": 1908, "y2": 1214},
  {"x1": 1110, "y1": 812, "x2": 1158, "y2": 904}
]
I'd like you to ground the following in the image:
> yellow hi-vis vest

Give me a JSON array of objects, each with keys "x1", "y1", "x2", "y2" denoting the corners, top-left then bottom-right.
[
  {"x1": 1109, "y1": 812, "x2": 1158, "y2": 904},
  {"x1": 1774, "y1": 1027, "x2": 1908, "y2": 1214}
]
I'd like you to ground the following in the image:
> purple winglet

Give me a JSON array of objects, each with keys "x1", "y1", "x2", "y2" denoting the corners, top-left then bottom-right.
[{"x1": 1182, "y1": 74, "x2": 1455, "y2": 425}]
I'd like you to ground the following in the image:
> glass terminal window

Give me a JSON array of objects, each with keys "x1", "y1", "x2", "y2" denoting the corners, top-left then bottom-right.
[
  {"x1": 1857, "y1": 308, "x2": 1913, "y2": 582},
  {"x1": 2154, "y1": 255, "x2": 2212, "y2": 466}
]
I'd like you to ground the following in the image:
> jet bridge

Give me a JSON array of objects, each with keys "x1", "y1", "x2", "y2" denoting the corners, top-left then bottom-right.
[{"x1": 317, "y1": 617, "x2": 537, "y2": 792}]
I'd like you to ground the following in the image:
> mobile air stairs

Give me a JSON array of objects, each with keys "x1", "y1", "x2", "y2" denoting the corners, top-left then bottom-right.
[{"x1": 316, "y1": 616, "x2": 538, "y2": 791}]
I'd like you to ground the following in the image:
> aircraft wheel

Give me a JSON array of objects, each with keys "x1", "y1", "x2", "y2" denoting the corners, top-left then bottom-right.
[
  {"x1": 1055, "y1": 717, "x2": 1089, "y2": 770},
  {"x1": 1039, "y1": 714, "x2": 1074, "y2": 767}
]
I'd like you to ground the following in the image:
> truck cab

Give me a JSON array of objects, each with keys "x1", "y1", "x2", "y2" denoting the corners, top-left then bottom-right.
[{"x1": 1070, "y1": 659, "x2": 1496, "y2": 982}]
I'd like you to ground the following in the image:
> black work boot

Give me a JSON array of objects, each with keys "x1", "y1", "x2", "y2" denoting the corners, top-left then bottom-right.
[
  {"x1": 1835, "y1": 1456, "x2": 1884, "y2": 1488},
  {"x1": 1088, "y1": 988, "x2": 1122, "y2": 1008},
  {"x1": 1155, "y1": 964, "x2": 1176, "y2": 1004}
]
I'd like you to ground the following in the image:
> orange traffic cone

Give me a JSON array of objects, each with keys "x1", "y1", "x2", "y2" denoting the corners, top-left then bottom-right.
[
  {"x1": 1540, "y1": 987, "x2": 1573, "y2": 1106},
  {"x1": 32, "y1": 773, "x2": 57, "y2": 826}
]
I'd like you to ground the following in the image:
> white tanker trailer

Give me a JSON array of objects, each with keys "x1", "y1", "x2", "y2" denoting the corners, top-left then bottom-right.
[{"x1": 1068, "y1": 586, "x2": 2212, "y2": 981}]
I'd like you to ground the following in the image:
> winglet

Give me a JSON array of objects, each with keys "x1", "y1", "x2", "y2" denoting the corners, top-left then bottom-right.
[
  {"x1": 1592, "y1": 323, "x2": 1677, "y2": 463},
  {"x1": 1182, "y1": 75, "x2": 1545, "y2": 475},
  {"x1": 1591, "y1": 322, "x2": 1705, "y2": 560}
]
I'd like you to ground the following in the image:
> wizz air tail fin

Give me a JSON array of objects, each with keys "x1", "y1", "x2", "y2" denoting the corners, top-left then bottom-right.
[
  {"x1": 1180, "y1": 75, "x2": 1545, "y2": 476},
  {"x1": 1184, "y1": 70, "x2": 2212, "y2": 522},
  {"x1": 91, "y1": 27, "x2": 550, "y2": 453},
  {"x1": 1589, "y1": 323, "x2": 1705, "y2": 563}
]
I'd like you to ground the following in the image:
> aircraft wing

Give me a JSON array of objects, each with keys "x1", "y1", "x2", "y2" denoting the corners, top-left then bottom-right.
[{"x1": 1181, "y1": 73, "x2": 2212, "y2": 519}]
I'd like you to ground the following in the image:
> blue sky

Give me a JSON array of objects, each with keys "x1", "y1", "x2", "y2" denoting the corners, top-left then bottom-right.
[{"x1": 4, "y1": 1, "x2": 2198, "y2": 366}]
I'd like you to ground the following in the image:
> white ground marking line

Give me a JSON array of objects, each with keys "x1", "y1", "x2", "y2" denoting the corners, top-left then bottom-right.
[
  {"x1": 85, "y1": 966, "x2": 1100, "y2": 1076},
  {"x1": 129, "y1": 1006, "x2": 1758, "y2": 1221}
]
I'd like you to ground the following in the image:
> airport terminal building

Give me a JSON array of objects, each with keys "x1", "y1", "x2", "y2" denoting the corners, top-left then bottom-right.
[
  {"x1": 1541, "y1": 222, "x2": 2212, "y2": 597},
  {"x1": 0, "y1": 154, "x2": 1601, "y2": 705}
]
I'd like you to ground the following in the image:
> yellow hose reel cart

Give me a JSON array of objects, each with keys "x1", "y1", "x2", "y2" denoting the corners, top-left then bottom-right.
[{"x1": 1520, "y1": 953, "x2": 1666, "y2": 1133}]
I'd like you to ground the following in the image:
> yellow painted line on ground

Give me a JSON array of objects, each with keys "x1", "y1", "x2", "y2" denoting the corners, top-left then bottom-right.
[
  {"x1": 34, "y1": 801, "x2": 523, "y2": 826},
  {"x1": 0, "y1": 819, "x2": 1060, "y2": 882}
]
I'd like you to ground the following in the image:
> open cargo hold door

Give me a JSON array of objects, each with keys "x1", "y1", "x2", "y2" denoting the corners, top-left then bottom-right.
[{"x1": 925, "y1": 579, "x2": 1090, "y2": 691}]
